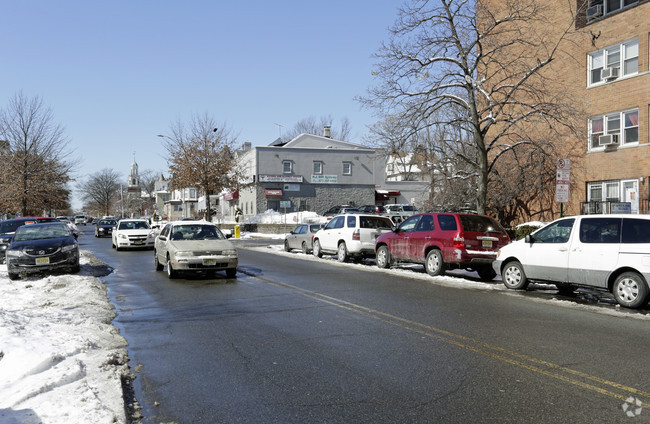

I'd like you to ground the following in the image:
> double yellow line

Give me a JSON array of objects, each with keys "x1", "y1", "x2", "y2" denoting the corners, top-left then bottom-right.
[{"x1": 253, "y1": 274, "x2": 650, "y2": 407}]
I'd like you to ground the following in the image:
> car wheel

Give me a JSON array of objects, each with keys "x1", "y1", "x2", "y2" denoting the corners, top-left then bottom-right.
[
  {"x1": 166, "y1": 257, "x2": 177, "y2": 279},
  {"x1": 337, "y1": 242, "x2": 349, "y2": 263},
  {"x1": 476, "y1": 266, "x2": 496, "y2": 281},
  {"x1": 425, "y1": 250, "x2": 445, "y2": 276},
  {"x1": 8, "y1": 272, "x2": 20, "y2": 280},
  {"x1": 154, "y1": 251, "x2": 164, "y2": 271},
  {"x1": 313, "y1": 239, "x2": 322, "y2": 258},
  {"x1": 225, "y1": 268, "x2": 237, "y2": 278},
  {"x1": 70, "y1": 264, "x2": 81, "y2": 274},
  {"x1": 502, "y1": 261, "x2": 528, "y2": 290},
  {"x1": 376, "y1": 245, "x2": 391, "y2": 269},
  {"x1": 613, "y1": 272, "x2": 649, "y2": 309},
  {"x1": 301, "y1": 241, "x2": 309, "y2": 255},
  {"x1": 284, "y1": 240, "x2": 291, "y2": 252}
]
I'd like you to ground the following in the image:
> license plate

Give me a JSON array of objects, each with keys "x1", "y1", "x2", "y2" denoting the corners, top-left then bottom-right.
[
  {"x1": 134, "y1": 240, "x2": 143, "y2": 245},
  {"x1": 482, "y1": 240, "x2": 493, "y2": 248},
  {"x1": 202, "y1": 258, "x2": 217, "y2": 266},
  {"x1": 35, "y1": 257, "x2": 50, "y2": 265}
]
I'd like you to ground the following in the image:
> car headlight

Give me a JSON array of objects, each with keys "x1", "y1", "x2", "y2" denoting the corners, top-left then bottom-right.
[
  {"x1": 6, "y1": 249, "x2": 25, "y2": 257},
  {"x1": 119, "y1": 233, "x2": 128, "y2": 239},
  {"x1": 62, "y1": 244, "x2": 78, "y2": 252},
  {"x1": 174, "y1": 251, "x2": 192, "y2": 257},
  {"x1": 148, "y1": 232, "x2": 156, "y2": 239},
  {"x1": 222, "y1": 249, "x2": 237, "y2": 256}
]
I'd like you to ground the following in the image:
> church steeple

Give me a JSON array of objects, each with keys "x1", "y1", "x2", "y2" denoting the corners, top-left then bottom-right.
[{"x1": 128, "y1": 152, "x2": 140, "y2": 192}]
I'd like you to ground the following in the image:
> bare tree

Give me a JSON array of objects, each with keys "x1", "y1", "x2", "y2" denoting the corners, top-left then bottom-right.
[
  {"x1": 159, "y1": 113, "x2": 243, "y2": 222},
  {"x1": 282, "y1": 115, "x2": 352, "y2": 141},
  {"x1": 78, "y1": 168, "x2": 121, "y2": 217},
  {"x1": 0, "y1": 92, "x2": 74, "y2": 216},
  {"x1": 360, "y1": 0, "x2": 584, "y2": 217}
]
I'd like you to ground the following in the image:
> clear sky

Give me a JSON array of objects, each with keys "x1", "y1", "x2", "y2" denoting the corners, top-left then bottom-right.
[{"x1": 1, "y1": 0, "x2": 401, "y2": 210}]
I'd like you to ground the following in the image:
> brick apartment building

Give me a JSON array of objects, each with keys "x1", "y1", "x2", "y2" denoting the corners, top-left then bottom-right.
[{"x1": 577, "y1": 0, "x2": 649, "y2": 214}]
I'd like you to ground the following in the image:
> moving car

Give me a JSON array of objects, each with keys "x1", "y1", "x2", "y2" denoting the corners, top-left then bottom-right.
[
  {"x1": 6, "y1": 222, "x2": 80, "y2": 280},
  {"x1": 154, "y1": 221, "x2": 238, "y2": 279},
  {"x1": 74, "y1": 215, "x2": 87, "y2": 225},
  {"x1": 95, "y1": 218, "x2": 117, "y2": 238},
  {"x1": 284, "y1": 223, "x2": 322, "y2": 254},
  {"x1": 375, "y1": 212, "x2": 510, "y2": 280},
  {"x1": 112, "y1": 218, "x2": 156, "y2": 250},
  {"x1": 493, "y1": 214, "x2": 650, "y2": 308},
  {"x1": 313, "y1": 214, "x2": 393, "y2": 262}
]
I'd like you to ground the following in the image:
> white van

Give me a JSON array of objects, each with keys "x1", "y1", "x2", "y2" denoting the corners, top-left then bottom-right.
[{"x1": 493, "y1": 215, "x2": 650, "y2": 308}]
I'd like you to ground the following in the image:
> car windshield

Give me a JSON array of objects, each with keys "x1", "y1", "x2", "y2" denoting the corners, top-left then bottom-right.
[
  {"x1": 14, "y1": 224, "x2": 71, "y2": 241},
  {"x1": 0, "y1": 220, "x2": 28, "y2": 234},
  {"x1": 402, "y1": 205, "x2": 417, "y2": 212},
  {"x1": 118, "y1": 221, "x2": 150, "y2": 230},
  {"x1": 171, "y1": 225, "x2": 225, "y2": 241},
  {"x1": 99, "y1": 220, "x2": 116, "y2": 226}
]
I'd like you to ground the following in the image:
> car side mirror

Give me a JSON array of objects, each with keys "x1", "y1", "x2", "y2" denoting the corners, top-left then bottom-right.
[
  {"x1": 159, "y1": 235, "x2": 167, "y2": 241},
  {"x1": 525, "y1": 234, "x2": 535, "y2": 243},
  {"x1": 392, "y1": 226, "x2": 398, "y2": 233}
]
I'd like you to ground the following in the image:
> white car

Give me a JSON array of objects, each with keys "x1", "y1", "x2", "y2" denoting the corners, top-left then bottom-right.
[
  {"x1": 312, "y1": 214, "x2": 393, "y2": 262},
  {"x1": 154, "y1": 220, "x2": 238, "y2": 279},
  {"x1": 493, "y1": 214, "x2": 650, "y2": 308},
  {"x1": 112, "y1": 219, "x2": 156, "y2": 250}
]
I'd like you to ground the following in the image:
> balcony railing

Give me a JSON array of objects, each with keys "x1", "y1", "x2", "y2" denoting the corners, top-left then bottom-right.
[{"x1": 581, "y1": 200, "x2": 649, "y2": 215}]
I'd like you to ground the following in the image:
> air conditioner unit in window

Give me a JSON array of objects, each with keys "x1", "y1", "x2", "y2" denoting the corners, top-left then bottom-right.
[
  {"x1": 586, "y1": 4, "x2": 603, "y2": 19},
  {"x1": 601, "y1": 67, "x2": 619, "y2": 81},
  {"x1": 599, "y1": 134, "x2": 619, "y2": 147}
]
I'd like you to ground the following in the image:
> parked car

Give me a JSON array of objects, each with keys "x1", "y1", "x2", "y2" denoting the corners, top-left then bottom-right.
[
  {"x1": 112, "y1": 218, "x2": 156, "y2": 250},
  {"x1": 375, "y1": 212, "x2": 510, "y2": 280},
  {"x1": 6, "y1": 222, "x2": 80, "y2": 280},
  {"x1": 493, "y1": 215, "x2": 650, "y2": 308},
  {"x1": 358, "y1": 205, "x2": 386, "y2": 214},
  {"x1": 284, "y1": 223, "x2": 323, "y2": 254},
  {"x1": 154, "y1": 221, "x2": 238, "y2": 279},
  {"x1": 384, "y1": 204, "x2": 419, "y2": 215},
  {"x1": 323, "y1": 205, "x2": 360, "y2": 217},
  {"x1": 0, "y1": 218, "x2": 39, "y2": 263},
  {"x1": 95, "y1": 218, "x2": 118, "y2": 238},
  {"x1": 313, "y1": 214, "x2": 393, "y2": 262}
]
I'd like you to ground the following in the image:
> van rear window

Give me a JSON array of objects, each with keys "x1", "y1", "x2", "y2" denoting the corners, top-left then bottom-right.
[
  {"x1": 360, "y1": 216, "x2": 393, "y2": 229},
  {"x1": 458, "y1": 215, "x2": 505, "y2": 234},
  {"x1": 622, "y1": 219, "x2": 650, "y2": 243},
  {"x1": 580, "y1": 218, "x2": 621, "y2": 243}
]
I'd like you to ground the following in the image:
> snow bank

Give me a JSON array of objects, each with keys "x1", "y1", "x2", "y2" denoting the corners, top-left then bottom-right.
[
  {"x1": 0, "y1": 251, "x2": 131, "y2": 424},
  {"x1": 243, "y1": 209, "x2": 322, "y2": 225}
]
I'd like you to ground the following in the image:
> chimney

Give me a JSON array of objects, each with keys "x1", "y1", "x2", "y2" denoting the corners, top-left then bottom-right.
[{"x1": 323, "y1": 126, "x2": 331, "y2": 138}]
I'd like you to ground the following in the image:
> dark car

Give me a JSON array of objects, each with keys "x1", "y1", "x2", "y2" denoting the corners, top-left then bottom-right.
[
  {"x1": 0, "y1": 217, "x2": 43, "y2": 263},
  {"x1": 6, "y1": 222, "x2": 80, "y2": 280},
  {"x1": 374, "y1": 212, "x2": 510, "y2": 280},
  {"x1": 95, "y1": 218, "x2": 118, "y2": 237},
  {"x1": 358, "y1": 205, "x2": 386, "y2": 214},
  {"x1": 323, "y1": 205, "x2": 360, "y2": 217}
]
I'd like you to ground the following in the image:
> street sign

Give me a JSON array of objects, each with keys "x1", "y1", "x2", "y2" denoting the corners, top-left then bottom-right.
[{"x1": 556, "y1": 159, "x2": 570, "y2": 203}]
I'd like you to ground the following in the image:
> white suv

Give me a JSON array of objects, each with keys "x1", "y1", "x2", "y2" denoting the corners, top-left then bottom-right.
[
  {"x1": 312, "y1": 214, "x2": 393, "y2": 262},
  {"x1": 493, "y1": 215, "x2": 650, "y2": 308}
]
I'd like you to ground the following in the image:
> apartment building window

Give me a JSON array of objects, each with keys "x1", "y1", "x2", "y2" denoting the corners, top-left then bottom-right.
[
  {"x1": 342, "y1": 161, "x2": 352, "y2": 176},
  {"x1": 587, "y1": 0, "x2": 638, "y2": 21},
  {"x1": 282, "y1": 160, "x2": 292, "y2": 174},
  {"x1": 313, "y1": 161, "x2": 323, "y2": 175},
  {"x1": 189, "y1": 188, "x2": 196, "y2": 199},
  {"x1": 588, "y1": 109, "x2": 638, "y2": 150},
  {"x1": 588, "y1": 38, "x2": 638, "y2": 86}
]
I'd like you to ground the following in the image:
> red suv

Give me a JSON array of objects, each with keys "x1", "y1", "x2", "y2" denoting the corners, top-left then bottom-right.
[{"x1": 374, "y1": 212, "x2": 510, "y2": 280}]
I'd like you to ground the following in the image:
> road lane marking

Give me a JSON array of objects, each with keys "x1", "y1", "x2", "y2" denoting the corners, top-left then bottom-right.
[{"x1": 251, "y1": 274, "x2": 650, "y2": 407}]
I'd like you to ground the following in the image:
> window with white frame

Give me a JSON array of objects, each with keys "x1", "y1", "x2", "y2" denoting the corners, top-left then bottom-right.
[
  {"x1": 588, "y1": 109, "x2": 638, "y2": 150},
  {"x1": 313, "y1": 161, "x2": 323, "y2": 175},
  {"x1": 588, "y1": 181, "x2": 620, "y2": 202},
  {"x1": 282, "y1": 160, "x2": 292, "y2": 174},
  {"x1": 588, "y1": 38, "x2": 638, "y2": 86},
  {"x1": 342, "y1": 161, "x2": 352, "y2": 175}
]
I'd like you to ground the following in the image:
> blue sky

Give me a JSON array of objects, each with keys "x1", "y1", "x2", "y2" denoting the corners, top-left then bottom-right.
[{"x1": 1, "y1": 1, "x2": 401, "y2": 209}]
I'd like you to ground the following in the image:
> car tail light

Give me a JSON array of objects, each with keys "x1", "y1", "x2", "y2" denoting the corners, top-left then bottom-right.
[
  {"x1": 353, "y1": 229, "x2": 360, "y2": 241},
  {"x1": 453, "y1": 232, "x2": 465, "y2": 248}
]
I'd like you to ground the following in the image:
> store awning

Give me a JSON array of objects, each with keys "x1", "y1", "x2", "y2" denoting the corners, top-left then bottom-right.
[{"x1": 375, "y1": 190, "x2": 401, "y2": 201}]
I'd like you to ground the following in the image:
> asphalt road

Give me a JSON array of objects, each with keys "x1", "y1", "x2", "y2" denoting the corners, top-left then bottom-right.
[{"x1": 79, "y1": 228, "x2": 650, "y2": 424}]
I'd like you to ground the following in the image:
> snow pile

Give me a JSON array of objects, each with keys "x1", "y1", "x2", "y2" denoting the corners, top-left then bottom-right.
[
  {"x1": 0, "y1": 251, "x2": 131, "y2": 424},
  {"x1": 243, "y1": 209, "x2": 322, "y2": 225}
]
